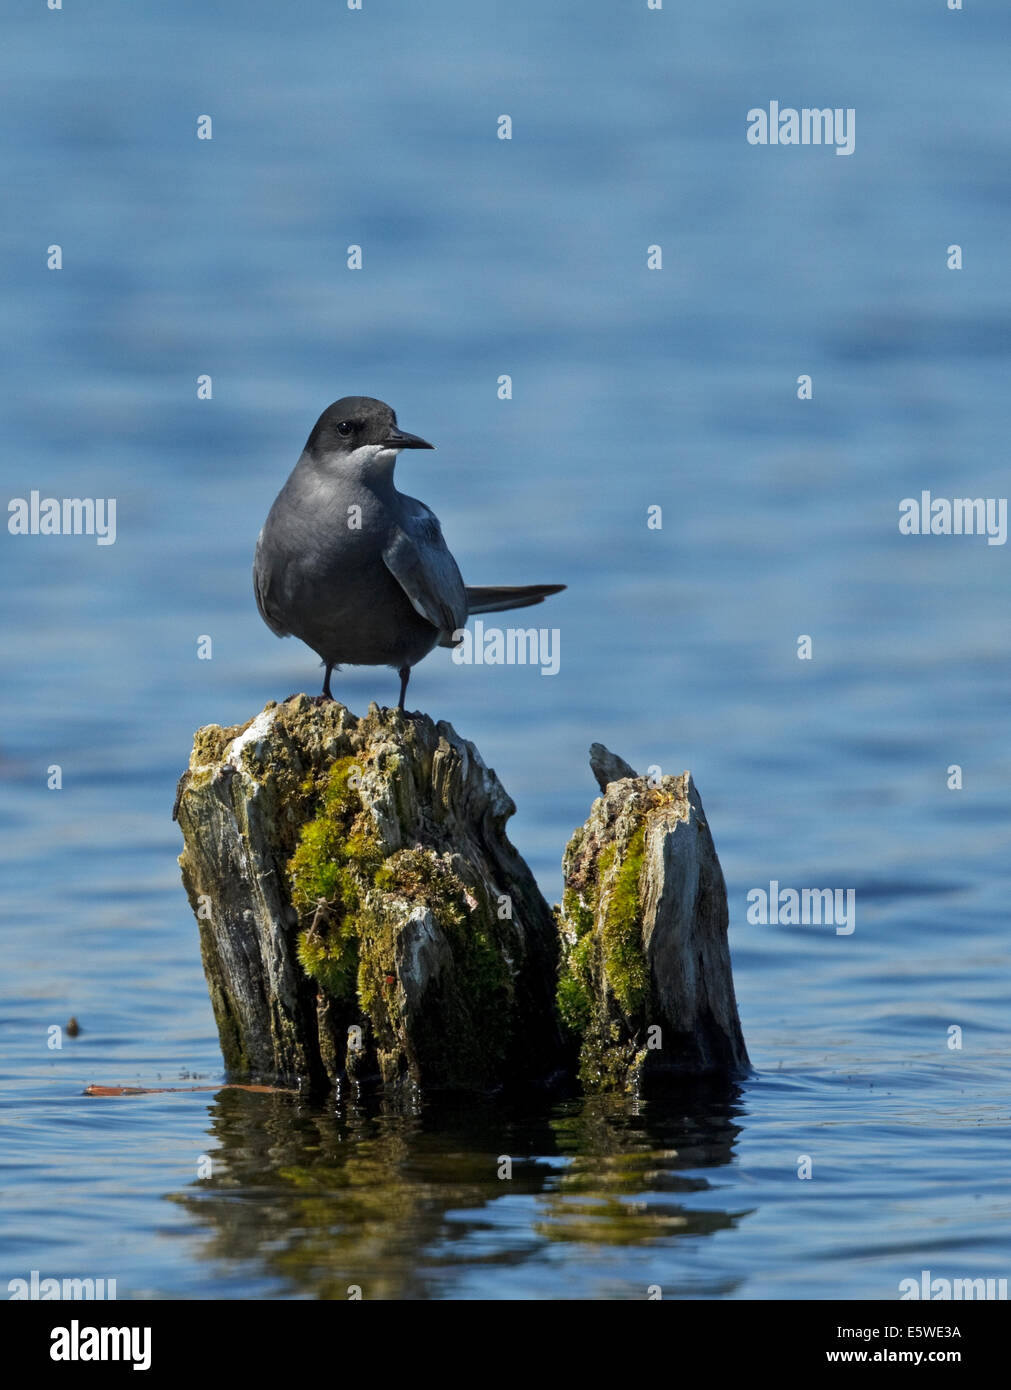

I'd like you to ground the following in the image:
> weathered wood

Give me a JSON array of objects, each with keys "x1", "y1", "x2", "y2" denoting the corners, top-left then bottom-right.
[
  {"x1": 556, "y1": 754, "x2": 750, "y2": 1090},
  {"x1": 175, "y1": 710, "x2": 748, "y2": 1096},
  {"x1": 175, "y1": 697, "x2": 563, "y2": 1093},
  {"x1": 589, "y1": 743, "x2": 639, "y2": 794}
]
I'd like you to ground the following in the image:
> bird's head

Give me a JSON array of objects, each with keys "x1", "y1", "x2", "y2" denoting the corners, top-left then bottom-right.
[{"x1": 304, "y1": 397, "x2": 434, "y2": 474}]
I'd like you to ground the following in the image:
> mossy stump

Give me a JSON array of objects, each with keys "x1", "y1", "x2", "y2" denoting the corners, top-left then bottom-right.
[
  {"x1": 174, "y1": 697, "x2": 563, "y2": 1093},
  {"x1": 556, "y1": 762, "x2": 750, "y2": 1092},
  {"x1": 175, "y1": 702, "x2": 748, "y2": 1097}
]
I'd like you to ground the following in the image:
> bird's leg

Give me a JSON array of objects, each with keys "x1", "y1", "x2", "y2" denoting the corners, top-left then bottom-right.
[
  {"x1": 397, "y1": 665, "x2": 411, "y2": 713},
  {"x1": 285, "y1": 664, "x2": 338, "y2": 707}
]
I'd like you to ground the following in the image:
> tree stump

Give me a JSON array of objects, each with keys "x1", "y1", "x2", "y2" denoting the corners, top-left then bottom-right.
[
  {"x1": 174, "y1": 697, "x2": 563, "y2": 1093},
  {"x1": 556, "y1": 757, "x2": 750, "y2": 1090},
  {"x1": 174, "y1": 705, "x2": 748, "y2": 1096}
]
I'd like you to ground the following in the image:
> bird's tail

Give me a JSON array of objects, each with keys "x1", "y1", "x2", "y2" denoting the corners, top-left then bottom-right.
[{"x1": 465, "y1": 584, "x2": 566, "y2": 614}]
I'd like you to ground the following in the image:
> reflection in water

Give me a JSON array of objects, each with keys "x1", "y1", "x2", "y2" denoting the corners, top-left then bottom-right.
[
  {"x1": 171, "y1": 1085, "x2": 750, "y2": 1299},
  {"x1": 537, "y1": 1095, "x2": 749, "y2": 1251}
]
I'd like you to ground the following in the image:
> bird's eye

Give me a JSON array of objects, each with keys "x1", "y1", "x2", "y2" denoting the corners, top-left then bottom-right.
[{"x1": 336, "y1": 420, "x2": 354, "y2": 436}]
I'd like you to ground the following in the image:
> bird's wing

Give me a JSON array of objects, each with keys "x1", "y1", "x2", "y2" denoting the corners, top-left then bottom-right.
[
  {"x1": 253, "y1": 528, "x2": 291, "y2": 637},
  {"x1": 382, "y1": 499, "x2": 468, "y2": 645}
]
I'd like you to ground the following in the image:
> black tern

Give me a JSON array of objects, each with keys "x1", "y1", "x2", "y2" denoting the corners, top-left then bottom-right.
[{"x1": 254, "y1": 397, "x2": 565, "y2": 711}]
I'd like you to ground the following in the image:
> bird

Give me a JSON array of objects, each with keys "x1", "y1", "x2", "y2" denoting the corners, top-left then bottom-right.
[{"x1": 254, "y1": 397, "x2": 565, "y2": 712}]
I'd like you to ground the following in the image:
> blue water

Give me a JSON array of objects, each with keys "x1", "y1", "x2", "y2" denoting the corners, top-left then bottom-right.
[{"x1": 1, "y1": 0, "x2": 1009, "y2": 1300}]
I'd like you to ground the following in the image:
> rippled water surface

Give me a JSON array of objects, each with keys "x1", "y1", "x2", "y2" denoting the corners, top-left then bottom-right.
[{"x1": 1, "y1": 0, "x2": 1009, "y2": 1299}]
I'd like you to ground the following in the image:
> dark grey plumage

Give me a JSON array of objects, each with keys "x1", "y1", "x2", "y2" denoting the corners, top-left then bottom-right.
[{"x1": 254, "y1": 397, "x2": 565, "y2": 709}]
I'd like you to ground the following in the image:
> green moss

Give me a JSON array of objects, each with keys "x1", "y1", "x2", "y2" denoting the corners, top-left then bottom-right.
[
  {"x1": 285, "y1": 748, "x2": 515, "y2": 1083},
  {"x1": 557, "y1": 880, "x2": 599, "y2": 1040},
  {"x1": 290, "y1": 820, "x2": 345, "y2": 902},
  {"x1": 296, "y1": 920, "x2": 359, "y2": 1000},
  {"x1": 556, "y1": 818, "x2": 650, "y2": 1091},
  {"x1": 562, "y1": 887, "x2": 594, "y2": 939},
  {"x1": 557, "y1": 974, "x2": 592, "y2": 1033},
  {"x1": 557, "y1": 915, "x2": 596, "y2": 1031},
  {"x1": 288, "y1": 756, "x2": 379, "y2": 1002},
  {"x1": 599, "y1": 823, "x2": 647, "y2": 1018}
]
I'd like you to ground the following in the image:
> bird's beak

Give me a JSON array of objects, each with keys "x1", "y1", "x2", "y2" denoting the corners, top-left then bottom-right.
[{"x1": 384, "y1": 427, "x2": 435, "y2": 451}]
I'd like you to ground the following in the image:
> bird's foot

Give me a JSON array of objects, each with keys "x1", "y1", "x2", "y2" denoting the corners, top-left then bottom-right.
[
  {"x1": 282, "y1": 692, "x2": 336, "y2": 706},
  {"x1": 383, "y1": 705, "x2": 424, "y2": 722}
]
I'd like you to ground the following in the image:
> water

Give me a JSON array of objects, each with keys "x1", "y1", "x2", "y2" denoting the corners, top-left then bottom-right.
[{"x1": 1, "y1": 0, "x2": 1009, "y2": 1301}]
